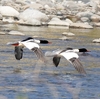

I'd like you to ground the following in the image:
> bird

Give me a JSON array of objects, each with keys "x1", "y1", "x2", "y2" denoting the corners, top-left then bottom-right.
[
  {"x1": 7, "y1": 37, "x2": 51, "y2": 62},
  {"x1": 45, "y1": 48, "x2": 90, "y2": 74}
]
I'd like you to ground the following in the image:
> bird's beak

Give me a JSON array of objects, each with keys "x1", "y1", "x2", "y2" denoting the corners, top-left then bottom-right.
[
  {"x1": 87, "y1": 50, "x2": 91, "y2": 52},
  {"x1": 48, "y1": 42, "x2": 52, "y2": 44}
]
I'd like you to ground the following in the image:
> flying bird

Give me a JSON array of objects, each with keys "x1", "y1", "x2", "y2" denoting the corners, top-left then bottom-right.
[
  {"x1": 45, "y1": 48, "x2": 90, "y2": 74},
  {"x1": 7, "y1": 37, "x2": 51, "y2": 62}
]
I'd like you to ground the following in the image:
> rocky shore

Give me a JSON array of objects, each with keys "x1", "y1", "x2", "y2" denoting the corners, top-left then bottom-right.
[{"x1": 0, "y1": 0, "x2": 100, "y2": 29}]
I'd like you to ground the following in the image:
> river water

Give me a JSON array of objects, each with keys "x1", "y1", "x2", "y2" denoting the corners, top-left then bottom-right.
[{"x1": 0, "y1": 24, "x2": 100, "y2": 99}]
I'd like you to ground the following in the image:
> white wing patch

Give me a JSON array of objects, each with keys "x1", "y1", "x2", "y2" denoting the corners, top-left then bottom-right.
[
  {"x1": 21, "y1": 42, "x2": 40, "y2": 50},
  {"x1": 60, "y1": 52, "x2": 79, "y2": 60}
]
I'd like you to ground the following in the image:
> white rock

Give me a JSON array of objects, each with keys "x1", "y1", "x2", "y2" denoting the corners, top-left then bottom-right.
[
  {"x1": 26, "y1": 19, "x2": 41, "y2": 26},
  {"x1": 0, "y1": 6, "x2": 19, "y2": 17},
  {"x1": 62, "y1": 32, "x2": 75, "y2": 36},
  {"x1": 70, "y1": 22, "x2": 93, "y2": 29},
  {"x1": 65, "y1": 19, "x2": 73, "y2": 24},
  {"x1": 19, "y1": 8, "x2": 49, "y2": 22},
  {"x1": 76, "y1": 11, "x2": 93, "y2": 18},
  {"x1": 0, "y1": 32, "x2": 6, "y2": 35},
  {"x1": 93, "y1": 38, "x2": 100, "y2": 43},
  {"x1": 48, "y1": 17, "x2": 69, "y2": 26},
  {"x1": 0, "y1": 14, "x2": 2, "y2": 20},
  {"x1": 81, "y1": 17, "x2": 90, "y2": 22},
  {"x1": 2, "y1": 17, "x2": 15, "y2": 23},
  {"x1": 91, "y1": 14, "x2": 100, "y2": 22},
  {"x1": 30, "y1": 2, "x2": 43, "y2": 9},
  {"x1": 8, "y1": 31, "x2": 25, "y2": 35},
  {"x1": 93, "y1": 23, "x2": 100, "y2": 26}
]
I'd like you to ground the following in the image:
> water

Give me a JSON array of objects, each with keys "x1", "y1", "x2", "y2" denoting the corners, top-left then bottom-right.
[{"x1": 0, "y1": 24, "x2": 100, "y2": 99}]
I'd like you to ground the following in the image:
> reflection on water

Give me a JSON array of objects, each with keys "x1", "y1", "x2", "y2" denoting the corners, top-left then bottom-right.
[{"x1": 0, "y1": 24, "x2": 100, "y2": 99}]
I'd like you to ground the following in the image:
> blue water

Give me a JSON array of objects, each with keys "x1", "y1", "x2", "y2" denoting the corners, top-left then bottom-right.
[{"x1": 0, "y1": 25, "x2": 100, "y2": 99}]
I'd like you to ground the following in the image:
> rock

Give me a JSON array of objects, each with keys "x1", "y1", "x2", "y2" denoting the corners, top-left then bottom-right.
[
  {"x1": 29, "y1": 2, "x2": 43, "y2": 9},
  {"x1": 0, "y1": 6, "x2": 19, "y2": 23},
  {"x1": 93, "y1": 38, "x2": 100, "y2": 43},
  {"x1": 93, "y1": 23, "x2": 100, "y2": 27},
  {"x1": 55, "y1": 3, "x2": 65, "y2": 10},
  {"x1": 76, "y1": 11, "x2": 93, "y2": 18},
  {"x1": 26, "y1": 19, "x2": 41, "y2": 26},
  {"x1": 0, "y1": 32, "x2": 6, "y2": 35},
  {"x1": 0, "y1": 6, "x2": 19, "y2": 17},
  {"x1": 87, "y1": 0, "x2": 98, "y2": 13},
  {"x1": 48, "y1": 17, "x2": 69, "y2": 26},
  {"x1": 70, "y1": 22, "x2": 93, "y2": 29},
  {"x1": 80, "y1": 17, "x2": 90, "y2": 22},
  {"x1": 19, "y1": 8, "x2": 49, "y2": 25},
  {"x1": 91, "y1": 14, "x2": 100, "y2": 22},
  {"x1": 62, "y1": 32, "x2": 75, "y2": 36},
  {"x1": 0, "y1": 14, "x2": 2, "y2": 20},
  {"x1": 65, "y1": 18, "x2": 73, "y2": 24},
  {"x1": 8, "y1": 31, "x2": 25, "y2": 35}
]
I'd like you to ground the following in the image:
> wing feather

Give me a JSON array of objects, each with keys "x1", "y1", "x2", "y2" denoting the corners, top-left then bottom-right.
[
  {"x1": 69, "y1": 58, "x2": 86, "y2": 74},
  {"x1": 31, "y1": 48, "x2": 46, "y2": 62}
]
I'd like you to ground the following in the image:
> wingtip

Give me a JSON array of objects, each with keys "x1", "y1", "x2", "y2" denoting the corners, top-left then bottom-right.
[{"x1": 7, "y1": 42, "x2": 19, "y2": 46}]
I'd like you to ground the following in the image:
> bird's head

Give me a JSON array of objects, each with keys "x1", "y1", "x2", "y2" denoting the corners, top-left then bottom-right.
[{"x1": 79, "y1": 48, "x2": 90, "y2": 52}]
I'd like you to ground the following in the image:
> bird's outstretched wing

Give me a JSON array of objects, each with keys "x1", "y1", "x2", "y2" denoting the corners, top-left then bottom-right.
[
  {"x1": 60, "y1": 52, "x2": 86, "y2": 74},
  {"x1": 31, "y1": 47, "x2": 46, "y2": 63},
  {"x1": 22, "y1": 41, "x2": 46, "y2": 62},
  {"x1": 69, "y1": 57, "x2": 86, "y2": 74},
  {"x1": 14, "y1": 46, "x2": 23, "y2": 60}
]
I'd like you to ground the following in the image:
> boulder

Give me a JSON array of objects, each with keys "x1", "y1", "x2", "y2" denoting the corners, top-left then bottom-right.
[
  {"x1": 76, "y1": 11, "x2": 93, "y2": 18},
  {"x1": 19, "y1": 8, "x2": 49, "y2": 25},
  {"x1": 80, "y1": 17, "x2": 90, "y2": 22},
  {"x1": 48, "y1": 17, "x2": 69, "y2": 26},
  {"x1": 70, "y1": 22, "x2": 93, "y2": 29},
  {"x1": 0, "y1": 6, "x2": 19, "y2": 17},
  {"x1": 93, "y1": 23, "x2": 100, "y2": 27},
  {"x1": 91, "y1": 14, "x2": 100, "y2": 22}
]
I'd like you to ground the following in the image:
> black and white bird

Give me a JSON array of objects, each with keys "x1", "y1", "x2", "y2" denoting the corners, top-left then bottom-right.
[
  {"x1": 7, "y1": 37, "x2": 51, "y2": 62},
  {"x1": 45, "y1": 48, "x2": 90, "y2": 74}
]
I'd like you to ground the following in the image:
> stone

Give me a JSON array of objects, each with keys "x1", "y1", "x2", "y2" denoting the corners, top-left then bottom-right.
[
  {"x1": 19, "y1": 8, "x2": 49, "y2": 23},
  {"x1": 62, "y1": 32, "x2": 75, "y2": 36},
  {"x1": 0, "y1": 14, "x2": 3, "y2": 20},
  {"x1": 29, "y1": 2, "x2": 43, "y2": 9},
  {"x1": 76, "y1": 11, "x2": 93, "y2": 18},
  {"x1": 70, "y1": 22, "x2": 93, "y2": 29},
  {"x1": 0, "y1": 6, "x2": 19, "y2": 17},
  {"x1": 8, "y1": 31, "x2": 25, "y2": 35},
  {"x1": 80, "y1": 17, "x2": 90, "y2": 22},
  {"x1": 48, "y1": 17, "x2": 69, "y2": 26},
  {"x1": 93, "y1": 38, "x2": 100, "y2": 43},
  {"x1": 91, "y1": 14, "x2": 100, "y2": 22}
]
